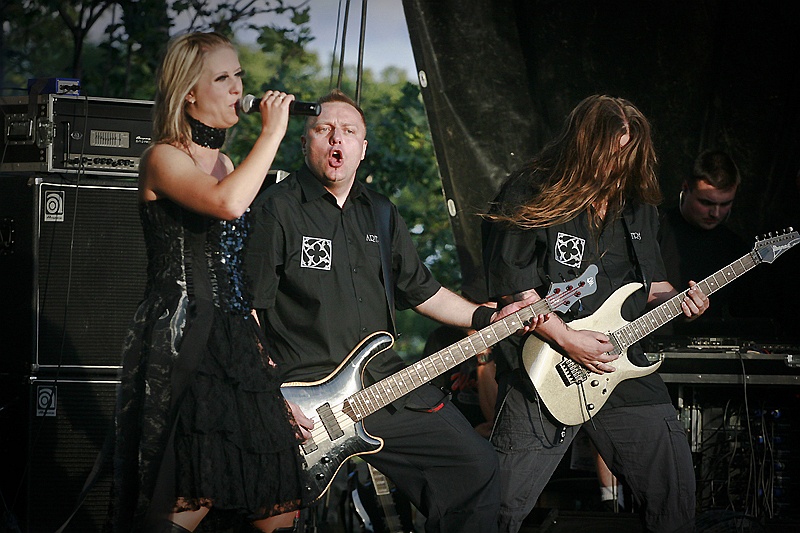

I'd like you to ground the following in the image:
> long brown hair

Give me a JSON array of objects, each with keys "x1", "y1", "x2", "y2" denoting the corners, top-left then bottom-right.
[
  {"x1": 489, "y1": 95, "x2": 661, "y2": 230},
  {"x1": 151, "y1": 32, "x2": 234, "y2": 150}
]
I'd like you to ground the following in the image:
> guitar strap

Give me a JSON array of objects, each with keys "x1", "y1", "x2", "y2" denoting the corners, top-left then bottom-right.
[{"x1": 368, "y1": 189, "x2": 397, "y2": 335}]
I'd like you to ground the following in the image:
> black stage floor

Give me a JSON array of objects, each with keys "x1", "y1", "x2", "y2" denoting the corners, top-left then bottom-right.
[{"x1": 520, "y1": 508, "x2": 800, "y2": 533}]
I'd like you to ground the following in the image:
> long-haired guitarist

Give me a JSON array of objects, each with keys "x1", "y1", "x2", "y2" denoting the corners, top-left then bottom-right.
[
  {"x1": 483, "y1": 95, "x2": 709, "y2": 533},
  {"x1": 246, "y1": 89, "x2": 547, "y2": 533}
]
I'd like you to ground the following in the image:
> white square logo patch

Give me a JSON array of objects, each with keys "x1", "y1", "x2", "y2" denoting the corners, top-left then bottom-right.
[
  {"x1": 301, "y1": 236, "x2": 332, "y2": 270},
  {"x1": 554, "y1": 232, "x2": 585, "y2": 268}
]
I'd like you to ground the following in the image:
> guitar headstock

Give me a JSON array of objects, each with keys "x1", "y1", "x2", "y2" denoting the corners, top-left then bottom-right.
[
  {"x1": 545, "y1": 264, "x2": 598, "y2": 313},
  {"x1": 753, "y1": 228, "x2": 799, "y2": 264}
]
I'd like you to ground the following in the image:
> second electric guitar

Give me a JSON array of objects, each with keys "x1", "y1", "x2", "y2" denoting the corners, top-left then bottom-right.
[{"x1": 522, "y1": 229, "x2": 799, "y2": 426}]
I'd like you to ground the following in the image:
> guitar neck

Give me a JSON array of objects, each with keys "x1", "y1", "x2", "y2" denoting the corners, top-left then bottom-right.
[
  {"x1": 611, "y1": 250, "x2": 759, "y2": 351},
  {"x1": 369, "y1": 465, "x2": 392, "y2": 496},
  {"x1": 367, "y1": 465, "x2": 405, "y2": 533},
  {"x1": 345, "y1": 298, "x2": 552, "y2": 420}
]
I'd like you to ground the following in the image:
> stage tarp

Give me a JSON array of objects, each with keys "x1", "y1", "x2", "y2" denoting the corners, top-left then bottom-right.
[{"x1": 403, "y1": 0, "x2": 800, "y2": 308}]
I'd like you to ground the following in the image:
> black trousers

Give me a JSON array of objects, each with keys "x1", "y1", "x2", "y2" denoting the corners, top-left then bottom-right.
[
  {"x1": 363, "y1": 383, "x2": 501, "y2": 533},
  {"x1": 491, "y1": 373, "x2": 696, "y2": 533}
]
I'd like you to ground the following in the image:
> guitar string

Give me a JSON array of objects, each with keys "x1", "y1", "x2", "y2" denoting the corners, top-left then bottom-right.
[
  {"x1": 348, "y1": 279, "x2": 587, "y2": 415},
  {"x1": 618, "y1": 253, "x2": 757, "y2": 350},
  {"x1": 352, "y1": 278, "x2": 587, "y2": 418}
]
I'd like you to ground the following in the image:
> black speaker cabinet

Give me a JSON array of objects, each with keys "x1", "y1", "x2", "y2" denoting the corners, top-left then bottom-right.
[
  {"x1": 0, "y1": 174, "x2": 146, "y2": 373},
  {"x1": 0, "y1": 374, "x2": 119, "y2": 532}
]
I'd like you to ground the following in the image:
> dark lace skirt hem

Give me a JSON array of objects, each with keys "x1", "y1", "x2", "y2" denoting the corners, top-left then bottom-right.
[
  {"x1": 173, "y1": 496, "x2": 303, "y2": 525},
  {"x1": 172, "y1": 310, "x2": 306, "y2": 524}
]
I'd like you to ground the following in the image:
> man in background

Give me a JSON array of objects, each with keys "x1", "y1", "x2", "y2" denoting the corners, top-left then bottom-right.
[{"x1": 658, "y1": 149, "x2": 757, "y2": 335}]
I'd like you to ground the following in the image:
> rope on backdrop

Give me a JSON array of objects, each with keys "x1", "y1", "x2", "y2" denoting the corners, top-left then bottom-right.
[{"x1": 332, "y1": 0, "x2": 369, "y2": 105}]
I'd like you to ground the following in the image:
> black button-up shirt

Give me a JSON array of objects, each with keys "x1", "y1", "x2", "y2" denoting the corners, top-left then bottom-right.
[
  {"x1": 246, "y1": 165, "x2": 441, "y2": 384},
  {"x1": 483, "y1": 177, "x2": 671, "y2": 407}
]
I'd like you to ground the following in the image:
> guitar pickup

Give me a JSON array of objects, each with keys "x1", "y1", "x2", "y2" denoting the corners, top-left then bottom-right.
[
  {"x1": 301, "y1": 436, "x2": 318, "y2": 454},
  {"x1": 317, "y1": 402, "x2": 345, "y2": 441}
]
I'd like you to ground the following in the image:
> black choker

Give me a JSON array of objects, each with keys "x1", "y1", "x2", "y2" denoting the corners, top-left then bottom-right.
[{"x1": 186, "y1": 113, "x2": 226, "y2": 149}]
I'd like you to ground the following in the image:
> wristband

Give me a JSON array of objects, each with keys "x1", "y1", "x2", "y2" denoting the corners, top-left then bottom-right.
[{"x1": 471, "y1": 305, "x2": 495, "y2": 330}]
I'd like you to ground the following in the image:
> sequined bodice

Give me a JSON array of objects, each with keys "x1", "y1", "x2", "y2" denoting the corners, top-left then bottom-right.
[
  {"x1": 208, "y1": 212, "x2": 251, "y2": 313},
  {"x1": 140, "y1": 199, "x2": 252, "y2": 315}
]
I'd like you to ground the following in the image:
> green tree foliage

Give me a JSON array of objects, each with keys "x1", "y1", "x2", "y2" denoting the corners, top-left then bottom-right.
[
  {"x1": 1, "y1": 1, "x2": 77, "y2": 93},
  {"x1": 0, "y1": 1, "x2": 461, "y2": 359},
  {"x1": 1, "y1": 1, "x2": 310, "y2": 98}
]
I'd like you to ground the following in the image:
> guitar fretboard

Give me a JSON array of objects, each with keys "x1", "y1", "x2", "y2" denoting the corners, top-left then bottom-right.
[
  {"x1": 345, "y1": 299, "x2": 551, "y2": 420},
  {"x1": 611, "y1": 251, "x2": 758, "y2": 351}
]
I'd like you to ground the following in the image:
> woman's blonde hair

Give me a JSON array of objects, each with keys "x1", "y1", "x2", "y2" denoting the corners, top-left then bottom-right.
[
  {"x1": 152, "y1": 32, "x2": 234, "y2": 149},
  {"x1": 490, "y1": 95, "x2": 661, "y2": 230}
]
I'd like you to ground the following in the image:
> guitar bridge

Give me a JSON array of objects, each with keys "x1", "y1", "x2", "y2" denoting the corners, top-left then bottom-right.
[{"x1": 555, "y1": 358, "x2": 589, "y2": 387}]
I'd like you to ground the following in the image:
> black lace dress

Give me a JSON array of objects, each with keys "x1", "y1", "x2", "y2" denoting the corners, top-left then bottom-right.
[{"x1": 110, "y1": 199, "x2": 306, "y2": 531}]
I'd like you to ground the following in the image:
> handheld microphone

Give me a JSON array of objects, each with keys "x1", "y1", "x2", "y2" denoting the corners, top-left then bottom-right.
[{"x1": 239, "y1": 94, "x2": 321, "y2": 116}]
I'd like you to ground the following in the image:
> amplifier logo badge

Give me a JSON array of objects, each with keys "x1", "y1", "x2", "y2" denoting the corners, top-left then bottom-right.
[
  {"x1": 44, "y1": 191, "x2": 65, "y2": 222},
  {"x1": 36, "y1": 385, "x2": 57, "y2": 417}
]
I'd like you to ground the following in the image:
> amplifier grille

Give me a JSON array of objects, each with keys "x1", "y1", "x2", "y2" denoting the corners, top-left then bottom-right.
[{"x1": 35, "y1": 179, "x2": 147, "y2": 370}]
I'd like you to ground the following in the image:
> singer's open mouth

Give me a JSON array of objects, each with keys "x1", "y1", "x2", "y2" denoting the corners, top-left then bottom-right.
[{"x1": 329, "y1": 149, "x2": 344, "y2": 167}]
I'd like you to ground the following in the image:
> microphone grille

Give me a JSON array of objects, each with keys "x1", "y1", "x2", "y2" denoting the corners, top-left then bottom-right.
[{"x1": 240, "y1": 94, "x2": 256, "y2": 114}]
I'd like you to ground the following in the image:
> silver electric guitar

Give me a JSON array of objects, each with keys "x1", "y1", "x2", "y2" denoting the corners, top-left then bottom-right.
[{"x1": 281, "y1": 264, "x2": 599, "y2": 502}]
